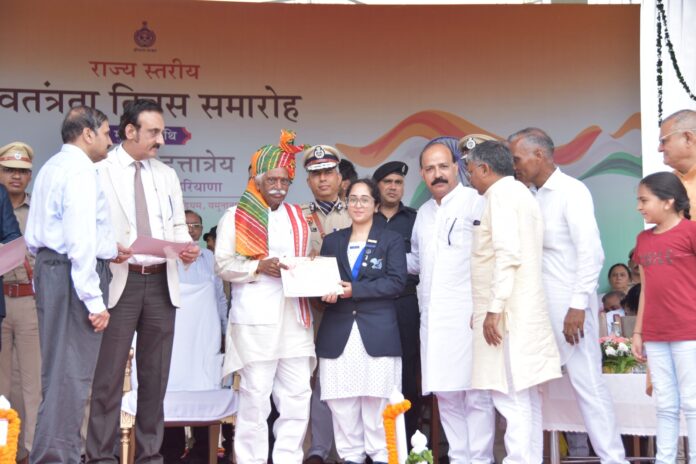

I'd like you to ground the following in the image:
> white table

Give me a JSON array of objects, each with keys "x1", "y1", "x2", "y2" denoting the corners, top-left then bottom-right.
[{"x1": 541, "y1": 373, "x2": 687, "y2": 463}]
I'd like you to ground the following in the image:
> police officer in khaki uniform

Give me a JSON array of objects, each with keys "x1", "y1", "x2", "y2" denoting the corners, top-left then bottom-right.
[
  {"x1": 0, "y1": 142, "x2": 40, "y2": 462},
  {"x1": 301, "y1": 145, "x2": 351, "y2": 464}
]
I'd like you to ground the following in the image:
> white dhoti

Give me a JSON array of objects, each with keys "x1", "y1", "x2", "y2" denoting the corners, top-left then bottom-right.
[
  {"x1": 435, "y1": 390, "x2": 495, "y2": 464},
  {"x1": 547, "y1": 285, "x2": 628, "y2": 464},
  {"x1": 226, "y1": 300, "x2": 316, "y2": 464},
  {"x1": 563, "y1": 337, "x2": 628, "y2": 464},
  {"x1": 488, "y1": 340, "x2": 543, "y2": 464},
  {"x1": 236, "y1": 357, "x2": 312, "y2": 464}
]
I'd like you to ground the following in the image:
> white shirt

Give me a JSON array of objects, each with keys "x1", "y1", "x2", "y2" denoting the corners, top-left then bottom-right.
[
  {"x1": 178, "y1": 248, "x2": 229, "y2": 334},
  {"x1": 535, "y1": 168, "x2": 604, "y2": 310},
  {"x1": 25, "y1": 143, "x2": 117, "y2": 313},
  {"x1": 407, "y1": 183, "x2": 485, "y2": 393},
  {"x1": 215, "y1": 204, "x2": 315, "y2": 376},
  {"x1": 113, "y1": 145, "x2": 166, "y2": 265}
]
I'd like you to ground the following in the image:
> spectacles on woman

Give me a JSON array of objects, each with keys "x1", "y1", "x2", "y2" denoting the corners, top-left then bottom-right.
[{"x1": 347, "y1": 196, "x2": 375, "y2": 207}]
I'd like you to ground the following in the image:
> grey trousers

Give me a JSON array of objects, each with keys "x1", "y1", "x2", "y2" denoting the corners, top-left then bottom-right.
[
  {"x1": 86, "y1": 270, "x2": 176, "y2": 464},
  {"x1": 30, "y1": 249, "x2": 110, "y2": 464}
]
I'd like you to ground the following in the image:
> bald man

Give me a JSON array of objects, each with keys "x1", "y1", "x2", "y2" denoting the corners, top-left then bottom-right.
[{"x1": 659, "y1": 109, "x2": 696, "y2": 218}]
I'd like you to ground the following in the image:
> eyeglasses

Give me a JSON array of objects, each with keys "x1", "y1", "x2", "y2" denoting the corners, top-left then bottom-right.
[
  {"x1": 659, "y1": 128, "x2": 696, "y2": 145},
  {"x1": 347, "y1": 196, "x2": 375, "y2": 207},
  {"x1": 461, "y1": 155, "x2": 483, "y2": 182},
  {"x1": 264, "y1": 177, "x2": 292, "y2": 187},
  {"x1": 1, "y1": 167, "x2": 31, "y2": 176},
  {"x1": 187, "y1": 223, "x2": 202, "y2": 229}
]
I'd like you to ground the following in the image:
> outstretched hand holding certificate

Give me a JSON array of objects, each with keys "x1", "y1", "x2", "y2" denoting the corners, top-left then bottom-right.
[
  {"x1": 280, "y1": 256, "x2": 344, "y2": 297},
  {"x1": 130, "y1": 236, "x2": 192, "y2": 259},
  {"x1": 0, "y1": 237, "x2": 27, "y2": 276}
]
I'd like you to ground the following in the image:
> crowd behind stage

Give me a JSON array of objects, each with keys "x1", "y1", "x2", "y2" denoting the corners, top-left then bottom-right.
[{"x1": 1, "y1": 100, "x2": 696, "y2": 464}]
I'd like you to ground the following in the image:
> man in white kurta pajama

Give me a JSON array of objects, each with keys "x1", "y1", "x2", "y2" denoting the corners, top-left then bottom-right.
[
  {"x1": 509, "y1": 128, "x2": 628, "y2": 464},
  {"x1": 466, "y1": 140, "x2": 562, "y2": 464},
  {"x1": 216, "y1": 131, "x2": 315, "y2": 464},
  {"x1": 407, "y1": 137, "x2": 495, "y2": 464}
]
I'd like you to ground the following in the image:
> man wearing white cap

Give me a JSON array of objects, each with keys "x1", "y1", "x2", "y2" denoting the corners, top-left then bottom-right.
[
  {"x1": 301, "y1": 145, "x2": 351, "y2": 464},
  {"x1": 0, "y1": 142, "x2": 40, "y2": 461}
]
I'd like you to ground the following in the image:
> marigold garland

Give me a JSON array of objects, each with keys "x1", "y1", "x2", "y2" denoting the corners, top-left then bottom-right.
[
  {"x1": 0, "y1": 408, "x2": 21, "y2": 464},
  {"x1": 383, "y1": 399, "x2": 411, "y2": 464}
]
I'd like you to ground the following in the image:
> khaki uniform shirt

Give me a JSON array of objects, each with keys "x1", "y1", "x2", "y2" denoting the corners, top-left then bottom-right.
[
  {"x1": 300, "y1": 200, "x2": 352, "y2": 333},
  {"x1": 300, "y1": 200, "x2": 352, "y2": 254},
  {"x1": 3, "y1": 193, "x2": 32, "y2": 283}
]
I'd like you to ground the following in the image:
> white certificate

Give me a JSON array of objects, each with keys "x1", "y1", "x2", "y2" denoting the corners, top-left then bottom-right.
[
  {"x1": 280, "y1": 256, "x2": 344, "y2": 298},
  {"x1": 130, "y1": 236, "x2": 192, "y2": 259}
]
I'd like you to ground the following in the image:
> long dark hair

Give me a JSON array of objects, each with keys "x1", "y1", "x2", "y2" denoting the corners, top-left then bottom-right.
[{"x1": 640, "y1": 172, "x2": 691, "y2": 220}]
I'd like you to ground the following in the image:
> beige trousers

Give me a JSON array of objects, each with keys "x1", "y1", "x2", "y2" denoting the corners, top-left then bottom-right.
[{"x1": 0, "y1": 294, "x2": 42, "y2": 454}]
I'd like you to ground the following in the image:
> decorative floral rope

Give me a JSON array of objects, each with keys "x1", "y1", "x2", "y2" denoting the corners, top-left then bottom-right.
[
  {"x1": 655, "y1": 0, "x2": 696, "y2": 124},
  {"x1": 0, "y1": 408, "x2": 20, "y2": 464},
  {"x1": 383, "y1": 399, "x2": 411, "y2": 464}
]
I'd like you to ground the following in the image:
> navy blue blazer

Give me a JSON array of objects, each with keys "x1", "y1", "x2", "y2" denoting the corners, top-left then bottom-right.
[
  {"x1": 0, "y1": 184, "x2": 22, "y2": 320},
  {"x1": 315, "y1": 220, "x2": 407, "y2": 359}
]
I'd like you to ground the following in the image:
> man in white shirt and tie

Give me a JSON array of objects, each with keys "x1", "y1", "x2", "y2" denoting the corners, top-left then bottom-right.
[
  {"x1": 25, "y1": 106, "x2": 119, "y2": 464},
  {"x1": 86, "y1": 99, "x2": 200, "y2": 463},
  {"x1": 508, "y1": 128, "x2": 628, "y2": 464}
]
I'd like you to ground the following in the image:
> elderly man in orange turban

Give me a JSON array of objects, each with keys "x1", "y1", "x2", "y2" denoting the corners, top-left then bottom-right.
[{"x1": 215, "y1": 130, "x2": 316, "y2": 464}]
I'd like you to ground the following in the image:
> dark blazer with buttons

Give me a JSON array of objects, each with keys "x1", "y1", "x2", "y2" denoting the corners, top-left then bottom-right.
[{"x1": 316, "y1": 220, "x2": 407, "y2": 359}]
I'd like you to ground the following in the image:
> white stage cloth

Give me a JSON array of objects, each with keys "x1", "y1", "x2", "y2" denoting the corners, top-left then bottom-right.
[
  {"x1": 541, "y1": 373, "x2": 686, "y2": 437},
  {"x1": 122, "y1": 389, "x2": 238, "y2": 423}
]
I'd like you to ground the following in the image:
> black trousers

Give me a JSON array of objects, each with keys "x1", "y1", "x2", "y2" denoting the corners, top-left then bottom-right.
[
  {"x1": 86, "y1": 270, "x2": 176, "y2": 464},
  {"x1": 395, "y1": 293, "x2": 421, "y2": 443}
]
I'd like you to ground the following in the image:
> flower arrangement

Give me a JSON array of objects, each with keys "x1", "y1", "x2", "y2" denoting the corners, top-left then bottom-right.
[
  {"x1": 383, "y1": 399, "x2": 411, "y2": 464},
  {"x1": 600, "y1": 335, "x2": 638, "y2": 373},
  {"x1": 406, "y1": 431, "x2": 433, "y2": 464},
  {"x1": 0, "y1": 407, "x2": 21, "y2": 464}
]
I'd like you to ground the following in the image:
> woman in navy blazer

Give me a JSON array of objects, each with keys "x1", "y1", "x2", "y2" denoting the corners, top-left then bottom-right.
[{"x1": 317, "y1": 178, "x2": 407, "y2": 464}]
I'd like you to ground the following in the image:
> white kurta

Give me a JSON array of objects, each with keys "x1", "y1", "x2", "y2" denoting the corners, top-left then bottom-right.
[
  {"x1": 471, "y1": 176, "x2": 561, "y2": 393},
  {"x1": 407, "y1": 183, "x2": 485, "y2": 394},
  {"x1": 215, "y1": 204, "x2": 316, "y2": 379},
  {"x1": 167, "y1": 249, "x2": 227, "y2": 391},
  {"x1": 535, "y1": 168, "x2": 604, "y2": 364}
]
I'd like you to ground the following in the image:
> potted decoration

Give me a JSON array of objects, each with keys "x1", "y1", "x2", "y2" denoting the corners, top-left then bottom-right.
[
  {"x1": 599, "y1": 335, "x2": 639, "y2": 373},
  {"x1": 406, "y1": 430, "x2": 434, "y2": 464}
]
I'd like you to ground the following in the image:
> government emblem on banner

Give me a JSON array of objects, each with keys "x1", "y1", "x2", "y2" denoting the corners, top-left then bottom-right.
[{"x1": 134, "y1": 21, "x2": 157, "y2": 49}]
